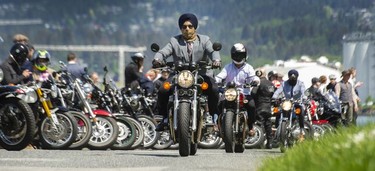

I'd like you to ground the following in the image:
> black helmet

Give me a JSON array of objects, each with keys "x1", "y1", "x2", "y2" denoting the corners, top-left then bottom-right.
[
  {"x1": 10, "y1": 43, "x2": 29, "y2": 65},
  {"x1": 230, "y1": 43, "x2": 247, "y2": 65},
  {"x1": 131, "y1": 52, "x2": 145, "y2": 64},
  {"x1": 267, "y1": 70, "x2": 278, "y2": 80}
]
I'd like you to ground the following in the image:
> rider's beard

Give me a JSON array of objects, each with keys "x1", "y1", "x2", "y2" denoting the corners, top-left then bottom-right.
[
  {"x1": 182, "y1": 30, "x2": 197, "y2": 42},
  {"x1": 288, "y1": 79, "x2": 297, "y2": 86}
]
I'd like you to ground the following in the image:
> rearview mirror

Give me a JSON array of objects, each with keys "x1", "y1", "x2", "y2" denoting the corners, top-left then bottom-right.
[{"x1": 151, "y1": 43, "x2": 160, "y2": 52}]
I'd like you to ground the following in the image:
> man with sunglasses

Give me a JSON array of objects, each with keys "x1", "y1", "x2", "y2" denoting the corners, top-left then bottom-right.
[{"x1": 153, "y1": 13, "x2": 222, "y2": 131}]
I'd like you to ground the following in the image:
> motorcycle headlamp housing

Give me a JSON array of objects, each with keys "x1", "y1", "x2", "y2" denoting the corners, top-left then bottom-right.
[
  {"x1": 281, "y1": 100, "x2": 292, "y2": 111},
  {"x1": 224, "y1": 88, "x2": 237, "y2": 101},
  {"x1": 50, "y1": 84, "x2": 58, "y2": 98},
  {"x1": 177, "y1": 70, "x2": 194, "y2": 88},
  {"x1": 83, "y1": 83, "x2": 93, "y2": 94},
  {"x1": 0, "y1": 68, "x2": 3, "y2": 82}
]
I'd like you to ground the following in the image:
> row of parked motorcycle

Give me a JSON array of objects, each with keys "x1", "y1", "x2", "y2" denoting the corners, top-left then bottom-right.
[{"x1": 0, "y1": 43, "x2": 343, "y2": 157}]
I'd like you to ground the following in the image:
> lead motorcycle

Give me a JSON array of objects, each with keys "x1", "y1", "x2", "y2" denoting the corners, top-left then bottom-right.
[
  {"x1": 0, "y1": 68, "x2": 36, "y2": 150},
  {"x1": 151, "y1": 43, "x2": 221, "y2": 156}
]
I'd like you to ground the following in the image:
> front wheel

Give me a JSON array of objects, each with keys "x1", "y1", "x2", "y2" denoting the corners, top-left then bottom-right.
[
  {"x1": 138, "y1": 115, "x2": 159, "y2": 149},
  {"x1": 244, "y1": 124, "x2": 265, "y2": 149},
  {"x1": 88, "y1": 116, "x2": 119, "y2": 150},
  {"x1": 68, "y1": 111, "x2": 92, "y2": 150},
  {"x1": 178, "y1": 102, "x2": 191, "y2": 157},
  {"x1": 223, "y1": 111, "x2": 235, "y2": 153},
  {"x1": 0, "y1": 98, "x2": 36, "y2": 151},
  {"x1": 39, "y1": 112, "x2": 78, "y2": 149},
  {"x1": 111, "y1": 116, "x2": 136, "y2": 150}
]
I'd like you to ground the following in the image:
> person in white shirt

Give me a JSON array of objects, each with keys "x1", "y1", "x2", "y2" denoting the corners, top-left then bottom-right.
[{"x1": 215, "y1": 43, "x2": 259, "y2": 136}]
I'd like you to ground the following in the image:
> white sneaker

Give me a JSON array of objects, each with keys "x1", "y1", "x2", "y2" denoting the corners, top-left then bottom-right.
[{"x1": 206, "y1": 114, "x2": 213, "y2": 124}]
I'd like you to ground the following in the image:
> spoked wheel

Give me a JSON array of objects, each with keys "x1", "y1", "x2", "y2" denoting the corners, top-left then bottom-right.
[
  {"x1": 126, "y1": 117, "x2": 145, "y2": 150},
  {"x1": 39, "y1": 112, "x2": 78, "y2": 149},
  {"x1": 0, "y1": 98, "x2": 36, "y2": 151},
  {"x1": 244, "y1": 124, "x2": 265, "y2": 149},
  {"x1": 111, "y1": 116, "x2": 136, "y2": 150},
  {"x1": 138, "y1": 115, "x2": 159, "y2": 149},
  {"x1": 68, "y1": 111, "x2": 92, "y2": 150},
  {"x1": 88, "y1": 116, "x2": 119, "y2": 150}
]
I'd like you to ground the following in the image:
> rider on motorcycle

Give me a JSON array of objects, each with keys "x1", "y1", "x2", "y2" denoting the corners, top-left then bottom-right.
[
  {"x1": 125, "y1": 52, "x2": 154, "y2": 96},
  {"x1": 153, "y1": 13, "x2": 221, "y2": 131},
  {"x1": 215, "y1": 43, "x2": 259, "y2": 136},
  {"x1": 0, "y1": 43, "x2": 32, "y2": 85},
  {"x1": 305, "y1": 77, "x2": 325, "y2": 101},
  {"x1": 31, "y1": 50, "x2": 54, "y2": 82},
  {"x1": 272, "y1": 69, "x2": 307, "y2": 142}
]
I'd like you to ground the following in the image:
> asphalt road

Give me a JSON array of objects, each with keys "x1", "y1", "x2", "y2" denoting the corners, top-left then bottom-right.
[{"x1": 0, "y1": 148, "x2": 281, "y2": 171}]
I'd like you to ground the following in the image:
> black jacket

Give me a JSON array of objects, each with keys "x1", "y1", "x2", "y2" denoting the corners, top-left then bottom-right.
[
  {"x1": 0, "y1": 57, "x2": 27, "y2": 85},
  {"x1": 251, "y1": 77, "x2": 275, "y2": 115},
  {"x1": 125, "y1": 62, "x2": 154, "y2": 95}
]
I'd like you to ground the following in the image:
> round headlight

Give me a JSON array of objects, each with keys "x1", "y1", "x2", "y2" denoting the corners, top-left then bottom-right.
[
  {"x1": 83, "y1": 83, "x2": 93, "y2": 94},
  {"x1": 177, "y1": 70, "x2": 194, "y2": 88},
  {"x1": 224, "y1": 88, "x2": 237, "y2": 101},
  {"x1": 281, "y1": 100, "x2": 292, "y2": 111}
]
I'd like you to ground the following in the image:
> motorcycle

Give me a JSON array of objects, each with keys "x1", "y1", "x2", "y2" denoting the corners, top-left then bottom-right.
[
  {"x1": 0, "y1": 68, "x2": 36, "y2": 150},
  {"x1": 57, "y1": 62, "x2": 119, "y2": 150},
  {"x1": 219, "y1": 81, "x2": 262, "y2": 152},
  {"x1": 88, "y1": 66, "x2": 137, "y2": 150},
  {"x1": 151, "y1": 42, "x2": 221, "y2": 156},
  {"x1": 272, "y1": 97, "x2": 314, "y2": 153},
  {"x1": 17, "y1": 79, "x2": 78, "y2": 149}
]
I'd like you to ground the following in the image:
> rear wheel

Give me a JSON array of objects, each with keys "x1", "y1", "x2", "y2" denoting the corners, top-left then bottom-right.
[{"x1": 244, "y1": 124, "x2": 265, "y2": 149}]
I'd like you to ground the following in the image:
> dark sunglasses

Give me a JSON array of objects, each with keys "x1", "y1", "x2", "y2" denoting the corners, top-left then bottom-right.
[{"x1": 182, "y1": 25, "x2": 194, "y2": 29}]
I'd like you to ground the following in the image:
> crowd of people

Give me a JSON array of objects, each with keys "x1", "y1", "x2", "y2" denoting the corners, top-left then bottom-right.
[{"x1": 1, "y1": 13, "x2": 363, "y2": 150}]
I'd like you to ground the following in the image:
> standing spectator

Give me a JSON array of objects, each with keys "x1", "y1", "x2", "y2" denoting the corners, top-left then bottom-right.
[
  {"x1": 252, "y1": 68, "x2": 275, "y2": 149},
  {"x1": 66, "y1": 52, "x2": 86, "y2": 80},
  {"x1": 318, "y1": 75, "x2": 328, "y2": 94},
  {"x1": 326, "y1": 74, "x2": 337, "y2": 93},
  {"x1": 348, "y1": 67, "x2": 362, "y2": 125},
  {"x1": 335, "y1": 70, "x2": 358, "y2": 126}
]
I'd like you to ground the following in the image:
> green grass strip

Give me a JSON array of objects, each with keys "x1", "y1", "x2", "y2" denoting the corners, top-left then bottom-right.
[{"x1": 258, "y1": 123, "x2": 375, "y2": 171}]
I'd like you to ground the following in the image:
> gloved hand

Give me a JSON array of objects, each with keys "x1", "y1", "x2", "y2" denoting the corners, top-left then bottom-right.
[
  {"x1": 212, "y1": 60, "x2": 221, "y2": 68},
  {"x1": 152, "y1": 59, "x2": 165, "y2": 68}
]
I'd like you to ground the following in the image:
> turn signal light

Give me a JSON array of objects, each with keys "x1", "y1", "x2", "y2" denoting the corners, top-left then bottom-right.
[
  {"x1": 201, "y1": 82, "x2": 209, "y2": 90},
  {"x1": 163, "y1": 82, "x2": 171, "y2": 90},
  {"x1": 273, "y1": 107, "x2": 279, "y2": 114},
  {"x1": 295, "y1": 108, "x2": 301, "y2": 115}
]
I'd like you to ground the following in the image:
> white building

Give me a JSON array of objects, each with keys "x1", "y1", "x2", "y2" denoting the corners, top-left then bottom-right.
[{"x1": 343, "y1": 32, "x2": 375, "y2": 102}]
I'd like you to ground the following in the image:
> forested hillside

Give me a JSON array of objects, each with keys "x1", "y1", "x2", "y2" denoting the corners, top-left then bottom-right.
[{"x1": 0, "y1": 0, "x2": 373, "y2": 72}]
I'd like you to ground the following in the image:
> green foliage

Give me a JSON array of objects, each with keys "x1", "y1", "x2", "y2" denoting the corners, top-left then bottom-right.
[{"x1": 259, "y1": 123, "x2": 375, "y2": 171}]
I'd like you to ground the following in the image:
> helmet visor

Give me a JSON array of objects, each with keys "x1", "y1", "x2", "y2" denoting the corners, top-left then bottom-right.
[{"x1": 232, "y1": 52, "x2": 246, "y2": 62}]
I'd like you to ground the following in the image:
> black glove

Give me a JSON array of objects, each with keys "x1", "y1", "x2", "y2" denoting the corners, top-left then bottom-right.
[
  {"x1": 152, "y1": 59, "x2": 165, "y2": 68},
  {"x1": 212, "y1": 60, "x2": 221, "y2": 68}
]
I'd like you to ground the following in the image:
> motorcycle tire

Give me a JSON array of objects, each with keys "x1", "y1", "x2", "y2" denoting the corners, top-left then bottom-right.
[
  {"x1": 244, "y1": 124, "x2": 265, "y2": 149},
  {"x1": 190, "y1": 142, "x2": 198, "y2": 155},
  {"x1": 178, "y1": 102, "x2": 191, "y2": 157},
  {"x1": 312, "y1": 124, "x2": 326, "y2": 139},
  {"x1": 153, "y1": 130, "x2": 173, "y2": 150},
  {"x1": 68, "y1": 111, "x2": 92, "y2": 150},
  {"x1": 88, "y1": 116, "x2": 119, "y2": 150},
  {"x1": 198, "y1": 131, "x2": 221, "y2": 149},
  {"x1": 224, "y1": 111, "x2": 235, "y2": 153},
  {"x1": 0, "y1": 98, "x2": 36, "y2": 151},
  {"x1": 126, "y1": 117, "x2": 145, "y2": 150},
  {"x1": 279, "y1": 121, "x2": 288, "y2": 153},
  {"x1": 111, "y1": 116, "x2": 136, "y2": 150},
  {"x1": 39, "y1": 112, "x2": 78, "y2": 149},
  {"x1": 234, "y1": 144, "x2": 245, "y2": 153},
  {"x1": 138, "y1": 115, "x2": 159, "y2": 149}
]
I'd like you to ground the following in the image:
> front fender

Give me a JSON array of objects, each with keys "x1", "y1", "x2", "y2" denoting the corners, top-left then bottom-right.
[{"x1": 93, "y1": 109, "x2": 112, "y2": 117}]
